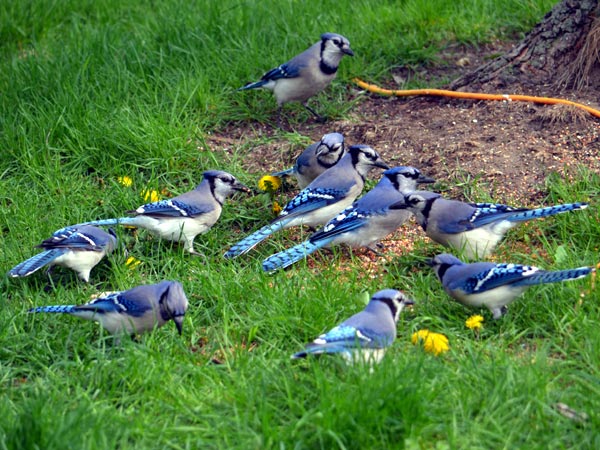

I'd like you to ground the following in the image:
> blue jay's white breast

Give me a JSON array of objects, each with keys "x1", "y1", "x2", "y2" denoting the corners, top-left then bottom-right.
[
  {"x1": 436, "y1": 226, "x2": 509, "y2": 259},
  {"x1": 131, "y1": 215, "x2": 215, "y2": 246},
  {"x1": 93, "y1": 308, "x2": 166, "y2": 335},
  {"x1": 450, "y1": 284, "x2": 528, "y2": 310},
  {"x1": 344, "y1": 210, "x2": 413, "y2": 247},
  {"x1": 273, "y1": 69, "x2": 335, "y2": 105},
  {"x1": 52, "y1": 250, "x2": 106, "y2": 281},
  {"x1": 328, "y1": 217, "x2": 393, "y2": 248}
]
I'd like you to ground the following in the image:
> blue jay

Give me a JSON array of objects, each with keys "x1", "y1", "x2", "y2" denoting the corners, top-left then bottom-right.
[
  {"x1": 397, "y1": 190, "x2": 588, "y2": 258},
  {"x1": 428, "y1": 253, "x2": 595, "y2": 319},
  {"x1": 292, "y1": 289, "x2": 414, "y2": 364},
  {"x1": 272, "y1": 132, "x2": 346, "y2": 189},
  {"x1": 75, "y1": 171, "x2": 249, "y2": 255},
  {"x1": 28, "y1": 280, "x2": 189, "y2": 336},
  {"x1": 238, "y1": 33, "x2": 354, "y2": 123},
  {"x1": 8, "y1": 225, "x2": 117, "y2": 283},
  {"x1": 263, "y1": 166, "x2": 435, "y2": 272},
  {"x1": 224, "y1": 145, "x2": 389, "y2": 258}
]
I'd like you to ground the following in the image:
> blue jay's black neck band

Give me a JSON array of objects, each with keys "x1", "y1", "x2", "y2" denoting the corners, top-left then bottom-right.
[
  {"x1": 320, "y1": 158, "x2": 339, "y2": 169},
  {"x1": 208, "y1": 181, "x2": 224, "y2": 206},
  {"x1": 373, "y1": 296, "x2": 398, "y2": 319},
  {"x1": 387, "y1": 174, "x2": 400, "y2": 191},
  {"x1": 159, "y1": 286, "x2": 174, "y2": 322},
  {"x1": 420, "y1": 197, "x2": 437, "y2": 231},
  {"x1": 436, "y1": 263, "x2": 451, "y2": 280},
  {"x1": 319, "y1": 60, "x2": 338, "y2": 75}
]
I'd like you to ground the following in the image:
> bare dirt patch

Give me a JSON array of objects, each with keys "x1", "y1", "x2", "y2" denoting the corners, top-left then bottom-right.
[
  {"x1": 208, "y1": 44, "x2": 599, "y2": 204},
  {"x1": 205, "y1": 43, "x2": 599, "y2": 268}
]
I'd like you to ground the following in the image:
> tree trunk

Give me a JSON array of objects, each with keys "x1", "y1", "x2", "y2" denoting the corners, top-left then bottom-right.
[{"x1": 450, "y1": 0, "x2": 600, "y2": 91}]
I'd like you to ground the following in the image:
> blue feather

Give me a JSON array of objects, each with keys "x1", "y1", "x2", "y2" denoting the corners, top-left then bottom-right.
[
  {"x1": 9, "y1": 249, "x2": 67, "y2": 277},
  {"x1": 262, "y1": 239, "x2": 329, "y2": 272}
]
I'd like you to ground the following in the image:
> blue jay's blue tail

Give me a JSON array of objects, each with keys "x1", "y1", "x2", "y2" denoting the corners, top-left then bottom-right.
[
  {"x1": 238, "y1": 80, "x2": 269, "y2": 91},
  {"x1": 8, "y1": 249, "x2": 67, "y2": 277},
  {"x1": 224, "y1": 221, "x2": 289, "y2": 258},
  {"x1": 516, "y1": 266, "x2": 594, "y2": 287},
  {"x1": 507, "y1": 202, "x2": 588, "y2": 223},
  {"x1": 292, "y1": 343, "x2": 351, "y2": 359},
  {"x1": 28, "y1": 305, "x2": 77, "y2": 314},
  {"x1": 78, "y1": 218, "x2": 137, "y2": 227},
  {"x1": 271, "y1": 167, "x2": 294, "y2": 177},
  {"x1": 262, "y1": 238, "x2": 331, "y2": 272}
]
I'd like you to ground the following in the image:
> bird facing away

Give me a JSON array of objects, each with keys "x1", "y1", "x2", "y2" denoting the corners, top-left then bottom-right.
[
  {"x1": 8, "y1": 225, "x2": 117, "y2": 283},
  {"x1": 28, "y1": 280, "x2": 189, "y2": 336},
  {"x1": 238, "y1": 33, "x2": 354, "y2": 124},
  {"x1": 224, "y1": 145, "x2": 389, "y2": 259},
  {"x1": 396, "y1": 191, "x2": 588, "y2": 258},
  {"x1": 262, "y1": 166, "x2": 435, "y2": 272},
  {"x1": 272, "y1": 132, "x2": 346, "y2": 189},
  {"x1": 292, "y1": 289, "x2": 415, "y2": 364},
  {"x1": 74, "y1": 170, "x2": 249, "y2": 255},
  {"x1": 428, "y1": 253, "x2": 594, "y2": 319}
]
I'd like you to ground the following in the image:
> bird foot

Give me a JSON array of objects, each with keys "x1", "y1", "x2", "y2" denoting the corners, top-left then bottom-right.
[{"x1": 366, "y1": 243, "x2": 386, "y2": 257}]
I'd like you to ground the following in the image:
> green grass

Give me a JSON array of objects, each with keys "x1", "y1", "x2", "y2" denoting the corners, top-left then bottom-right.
[{"x1": 2, "y1": 0, "x2": 600, "y2": 448}]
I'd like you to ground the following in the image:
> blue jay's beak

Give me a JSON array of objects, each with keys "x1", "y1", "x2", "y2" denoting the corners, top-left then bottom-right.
[
  {"x1": 174, "y1": 316, "x2": 184, "y2": 335},
  {"x1": 403, "y1": 297, "x2": 415, "y2": 306},
  {"x1": 234, "y1": 182, "x2": 252, "y2": 194},
  {"x1": 375, "y1": 161, "x2": 391, "y2": 170},
  {"x1": 417, "y1": 174, "x2": 435, "y2": 184},
  {"x1": 425, "y1": 258, "x2": 436, "y2": 267},
  {"x1": 343, "y1": 47, "x2": 354, "y2": 57}
]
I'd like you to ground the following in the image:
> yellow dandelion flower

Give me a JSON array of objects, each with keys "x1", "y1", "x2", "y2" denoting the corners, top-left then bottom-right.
[
  {"x1": 258, "y1": 175, "x2": 282, "y2": 192},
  {"x1": 411, "y1": 329, "x2": 449, "y2": 356},
  {"x1": 141, "y1": 189, "x2": 160, "y2": 202},
  {"x1": 125, "y1": 256, "x2": 141, "y2": 269},
  {"x1": 272, "y1": 200, "x2": 282, "y2": 215},
  {"x1": 465, "y1": 314, "x2": 484, "y2": 330},
  {"x1": 117, "y1": 176, "x2": 133, "y2": 187}
]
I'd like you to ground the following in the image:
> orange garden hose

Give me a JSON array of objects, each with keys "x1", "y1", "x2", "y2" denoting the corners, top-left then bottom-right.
[{"x1": 353, "y1": 78, "x2": 600, "y2": 120}]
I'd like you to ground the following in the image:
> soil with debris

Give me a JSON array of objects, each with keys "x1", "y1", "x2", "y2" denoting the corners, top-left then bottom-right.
[{"x1": 205, "y1": 43, "x2": 600, "y2": 268}]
